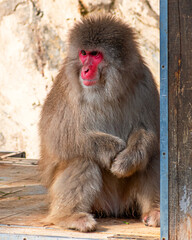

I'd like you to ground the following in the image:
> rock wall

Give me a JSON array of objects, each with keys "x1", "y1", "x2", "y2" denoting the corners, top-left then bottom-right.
[{"x1": 0, "y1": 0, "x2": 159, "y2": 158}]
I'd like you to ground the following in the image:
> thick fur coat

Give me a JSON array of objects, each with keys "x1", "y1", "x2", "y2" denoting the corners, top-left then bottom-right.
[{"x1": 39, "y1": 15, "x2": 160, "y2": 232}]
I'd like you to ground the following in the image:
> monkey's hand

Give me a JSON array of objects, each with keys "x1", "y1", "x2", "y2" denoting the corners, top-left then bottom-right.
[
  {"x1": 111, "y1": 129, "x2": 158, "y2": 178},
  {"x1": 84, "y1": 132, "x2": 126, "y2": 169},
  {"x1": 110, "y1": 146, "x2": 148, "y2": 178}
]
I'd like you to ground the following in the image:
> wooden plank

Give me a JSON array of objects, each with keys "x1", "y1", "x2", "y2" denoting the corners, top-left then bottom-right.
[
  {"x1": 168, "y1": 0, "x2": 192, "y2": 239},
  {"x1": 0, "y1": 222, "x2": 160, "y2": 240},
  {"x1": 0, "y1": 151, "x2": 26, "y2": 159},
  {"x1": 0, "y1": 232, "x2": 160, "y2": 240},
  {"x1": 0, "y1": 161, "x2": 160, "y2": 239},
  {"x1": 168, "y1": 0, "x2": 180, "y2": 239},
  {"x1": 0, "y1": 157, "x2": 38, "y2": 166}
]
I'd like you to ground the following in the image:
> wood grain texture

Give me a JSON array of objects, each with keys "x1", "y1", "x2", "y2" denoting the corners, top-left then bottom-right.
[{"x1": 168, "y1": 0, "x2": 192, "y2": 239}]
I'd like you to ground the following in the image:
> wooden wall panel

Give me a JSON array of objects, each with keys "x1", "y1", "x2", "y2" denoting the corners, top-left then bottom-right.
[{"x1": 168, "y1": 0, "x2": 192, "y2": 239}]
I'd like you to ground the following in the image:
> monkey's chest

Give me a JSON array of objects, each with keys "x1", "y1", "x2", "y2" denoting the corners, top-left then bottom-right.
[{"x1": 82, "y1": 110, "x2": 131, "y2": 141}]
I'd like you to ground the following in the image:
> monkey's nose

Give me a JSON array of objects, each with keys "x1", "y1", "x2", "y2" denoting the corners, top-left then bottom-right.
[
  {"x1": 84, "y1": 68, "x2": 89, "y2": 74},
  {"x1": 81, "y1": 65, "x2": 94, "y2": 80}
]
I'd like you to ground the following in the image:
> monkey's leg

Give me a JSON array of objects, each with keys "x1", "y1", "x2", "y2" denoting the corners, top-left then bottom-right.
[
  {"x1": 111, "y1": 129, "x2": 158, "y2": 178},
  {"x1": 140, "y1": 157, "x2": 160, "y2": 227},
  {"x1": 138, "y1": 167, "x2": 160, "y2": 227},
  {"x1": 125, "y1": 159, "x2": 160, "y2": 227},
  {"x1": 47, "y1": 159, "x2": 102, "y2": 232}
]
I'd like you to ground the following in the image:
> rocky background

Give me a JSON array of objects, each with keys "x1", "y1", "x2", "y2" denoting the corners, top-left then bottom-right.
[{"x1": 0, "y1": 0, "x2": 159, "y2": 158}]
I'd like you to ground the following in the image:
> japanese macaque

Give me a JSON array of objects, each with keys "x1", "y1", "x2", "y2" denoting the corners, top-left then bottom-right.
[{"x1": 39, "y1": 15, "x2": 160, "y2": 232}]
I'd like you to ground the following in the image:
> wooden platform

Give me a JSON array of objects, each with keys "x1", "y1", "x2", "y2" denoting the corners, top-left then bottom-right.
[{"x1": 0, "y1": 155, "x2": 160, "y2": 239}]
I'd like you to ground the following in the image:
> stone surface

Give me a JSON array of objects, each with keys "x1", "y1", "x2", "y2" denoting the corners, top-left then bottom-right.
[{"x1": 0, "y1": 0, "x2": 159, "y2": 158}]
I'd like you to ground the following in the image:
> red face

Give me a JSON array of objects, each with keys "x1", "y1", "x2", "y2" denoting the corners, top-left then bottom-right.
[{"x1": 79, "y1": 50, "x2": 104, "y2": 87}]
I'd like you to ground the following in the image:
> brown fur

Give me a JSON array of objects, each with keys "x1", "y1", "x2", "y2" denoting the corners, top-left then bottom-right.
[{"x1": 39, "y1": 15, "x2": 160, "y2": 232}]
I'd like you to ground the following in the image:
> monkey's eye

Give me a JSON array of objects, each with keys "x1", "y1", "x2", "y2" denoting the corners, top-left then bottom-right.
[
  {"x1": 81, "y1": 50, "x2": 86, "y2": 56},
  {"x1": 90, "y1": 51, "x2": 99, "y2": 56}
]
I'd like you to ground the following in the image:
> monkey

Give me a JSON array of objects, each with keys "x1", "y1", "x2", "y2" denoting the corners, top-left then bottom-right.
[{"x1": 39, "y1": 15, "x2": 160, "y2": 232}]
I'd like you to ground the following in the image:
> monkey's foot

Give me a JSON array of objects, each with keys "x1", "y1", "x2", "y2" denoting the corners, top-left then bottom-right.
[
  {"x1": 142, "y1": 210, "x2": 160, "y2": 227},
  {"x1": 57, "y1": 212, "x2": 97, "y2": 232}
]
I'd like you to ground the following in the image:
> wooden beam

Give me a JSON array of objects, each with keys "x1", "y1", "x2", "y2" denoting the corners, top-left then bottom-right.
[{"x1": 168, "y1": 0, "x2": 192, "y2": 239}]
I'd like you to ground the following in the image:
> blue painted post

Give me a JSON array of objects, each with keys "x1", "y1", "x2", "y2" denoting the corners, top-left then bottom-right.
[{"x1": 160, "y1": 0, "x2": 169, "y2": 239}]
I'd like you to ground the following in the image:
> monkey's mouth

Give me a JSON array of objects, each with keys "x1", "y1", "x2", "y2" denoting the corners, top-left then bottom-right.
[
  {"x1": 81, "y1": 67, "x2": 98, "y2": 87},
  {"x1": 82, "y1": 79, "x2": 97, "y2": 86}
]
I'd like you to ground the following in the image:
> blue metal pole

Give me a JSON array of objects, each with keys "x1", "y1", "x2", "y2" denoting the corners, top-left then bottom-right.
[{"x1": 160, "y1": 0, "x2": 169, "y2": 239}]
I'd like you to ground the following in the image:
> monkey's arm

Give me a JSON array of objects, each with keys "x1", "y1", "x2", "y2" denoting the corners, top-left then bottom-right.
[
  {"x1": 81, "y1": 131, "x2": 126, "y2": 169},
  {"x1": 111, "y1": 129, "x2": 159, "y2": 178}
]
